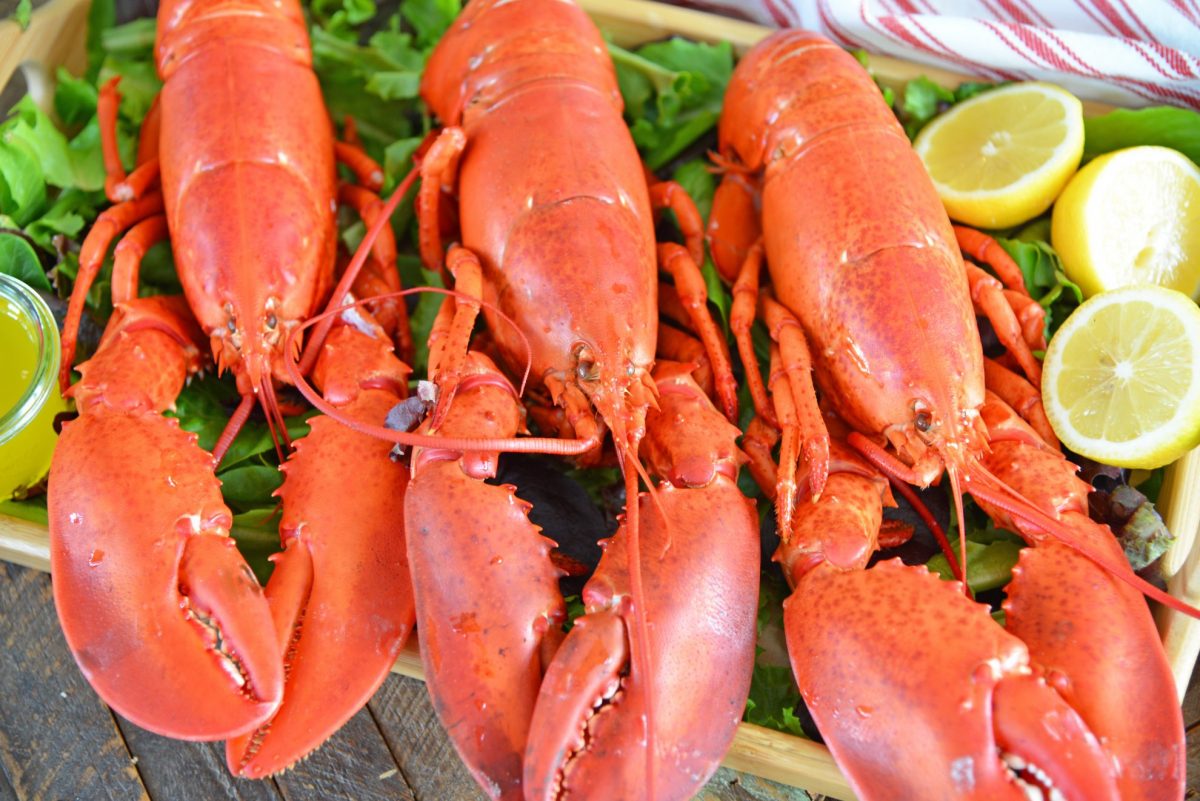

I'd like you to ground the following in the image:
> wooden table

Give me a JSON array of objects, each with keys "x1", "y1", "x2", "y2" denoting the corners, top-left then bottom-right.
[
  {"x1": 3, "y1": 557, "x2": 1199, "y2": 800},
  {"x1": 0, "y1": 561, "x2": 819, "y2": 801}
]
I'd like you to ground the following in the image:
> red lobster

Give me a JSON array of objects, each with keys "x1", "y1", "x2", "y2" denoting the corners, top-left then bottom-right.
[
  {"x1": 709, "y1": 30, "x2": 1187, "y2": 801},
  {"x1": 47, "y1": 0, "x2": 416, "y2": 776},
  {"x1": 330, "y1": 1, "x2": 759, "y2": 798}
]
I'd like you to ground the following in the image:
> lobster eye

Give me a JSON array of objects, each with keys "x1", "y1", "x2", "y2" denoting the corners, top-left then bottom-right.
[
  {"x1": 915, "y1": 410, "x2": 933, "y2": 432},
  {"x1": 573, "y1": 344, "x2": 599, "y2": 382},
  {"x1": 266, "y1": 314, "x2": 277, "y2": 330}
]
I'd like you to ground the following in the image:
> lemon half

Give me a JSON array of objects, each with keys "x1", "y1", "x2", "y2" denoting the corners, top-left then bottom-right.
[
  {"x1": 1042, "y1": 285, "x2": 1200, "y2": 469},
  {"x1": 1051, "y1": 146, "x2": 1200, "y2": 301},
  {"x1": 914, "y1": 82, "x2": 1084, "y2": 228}
]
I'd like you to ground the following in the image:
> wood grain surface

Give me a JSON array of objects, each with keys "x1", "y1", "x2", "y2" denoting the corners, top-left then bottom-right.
[{"x1": 0, "y1": 562, "x2": 818, "y2": 800}]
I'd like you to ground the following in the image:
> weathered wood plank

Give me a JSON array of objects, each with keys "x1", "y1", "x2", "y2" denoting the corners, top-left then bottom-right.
[
  {"x1": 369, "y1": 675, "x2": 482, "y2": 801},
  {"x1": 699, "y1": 768, "x2": 817, "y2": 800},
  {"x1": 0, "y1": 563, "x2": 148, "y2": 801},
  {"x1": 115, "y1": 719, "x2": 284, "y2": 801},
  {"x1": 0, "y1": 760, "x2": 19, "y2": 801},
  {"x1": 275, "y1": 706, "x2": 416, "y2": 801}
]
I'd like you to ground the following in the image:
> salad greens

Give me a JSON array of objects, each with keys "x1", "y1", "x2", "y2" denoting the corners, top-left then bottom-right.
[
  {"x1": 609, "y1": 37, "x2": 734, "y2": 171},
  {"x1": 1083, "y1": 106, "x2": 1200, "y2": 166}
]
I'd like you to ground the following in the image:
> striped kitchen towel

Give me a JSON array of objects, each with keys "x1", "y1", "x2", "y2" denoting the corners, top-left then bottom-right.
[{"x1": 670, "y1": 0, "x2": 1200, "y2": 109}]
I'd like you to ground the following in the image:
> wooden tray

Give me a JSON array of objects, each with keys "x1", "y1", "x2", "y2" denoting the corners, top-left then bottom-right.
[{"x1": 2, "y1": 1, "x2": 1199, "y2": 799}]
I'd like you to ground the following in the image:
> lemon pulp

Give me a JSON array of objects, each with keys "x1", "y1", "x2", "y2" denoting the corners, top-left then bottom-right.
[
  {"x1": 1042, "y1": 285, "x2": 1200, "y2": 469},
  {"x1": 914, "y1": 82, "x2": 1084, "y2": 229},
  {"x1": 1051, "y1": 146, "x2": 1200, "y2": 300}
]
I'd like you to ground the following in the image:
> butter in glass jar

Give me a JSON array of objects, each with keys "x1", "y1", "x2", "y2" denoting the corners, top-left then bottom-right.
[{"x1": 0, "y1": 273, "x2": 70, "y2": 499}]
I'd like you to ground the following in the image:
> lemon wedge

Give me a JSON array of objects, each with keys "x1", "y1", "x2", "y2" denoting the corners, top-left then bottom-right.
[
  {"x1": 913, "y1": 82, "x2": 1084, "y2": 228},
  {"x1": 1042, "y1": 285, "x2": 1200, "y2": 469},
  {"x1": 1051, "y1": 146, "x2": 1200, "y2": 301}
]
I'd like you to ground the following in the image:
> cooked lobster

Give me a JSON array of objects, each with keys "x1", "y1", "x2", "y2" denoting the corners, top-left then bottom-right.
[
  {"x1": 48, "y1": 0, "x2": 416, "y2": 775},
  {"x1": 710, "y1": 29, "x2": 1186, "y2": 801},
  {"x1": 329, "y1": 0, "x2": 760, "y2": 798}
]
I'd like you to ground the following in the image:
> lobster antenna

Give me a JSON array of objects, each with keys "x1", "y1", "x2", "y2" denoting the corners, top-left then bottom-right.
[
  {"x1": 887, "y1": 477, "x2": 964, "y2": 584},
  {"x1": 619, "y1": 445, "x2": 657, "y2": 800},
  {"x1": 284, "y1": 289, "x2": 575, "y2": 455},
  {"x1": 213, "y1": 393, "x2": 256, "y2": 467},
  {"x1": 964, "y1": 460, "x2": 1200, "y2": 620},
  {"x1": 262, "y1": 376, "x2": 292, "y2": 455},
  {"x1": 297, "y1": 164, "x2": 422, "y2": 377},
  {"x1": 947, "y1": 464, "x2": 970, "y2": 595}
]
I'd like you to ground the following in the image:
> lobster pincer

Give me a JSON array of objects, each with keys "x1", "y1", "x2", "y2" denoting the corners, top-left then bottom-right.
[
  {"x1": 401, "y1": 286, "x2": 567, "y2": 800},
  {"x1": 524, "y1": 363, "x2": 759, "y2": 801},
  {"x1": 50, "y1": 296, "x2": 283, "y2": 738},
  {"x1": 772, "y1": 440, "x2": 1119, "y2": 801},
  {"x1": 227, "y1": 306, "x2": 417, "y2": 777}
]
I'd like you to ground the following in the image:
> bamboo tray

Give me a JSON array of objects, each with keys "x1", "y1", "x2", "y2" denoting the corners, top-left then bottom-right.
[{"x1": 3, "y1": 1, "x2": 1200, "y2": 799}]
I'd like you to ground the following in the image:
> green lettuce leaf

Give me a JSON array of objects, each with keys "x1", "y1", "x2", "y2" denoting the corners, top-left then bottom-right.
[
  {"x1": 610, "y1": 38, "x2": 733, "y2": 170},
  {"x1": 1084, "y1": 107, "x2": 1200, "y2": 166}
]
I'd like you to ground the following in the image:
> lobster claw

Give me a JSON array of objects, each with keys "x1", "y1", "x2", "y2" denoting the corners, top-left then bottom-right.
[
  {"x1": 52, "y1": 433, "x2": 282, "y2": 738},
  {"x1": 405, "y1": 353, "x2": 566, "y2": 801},
  {"x1": 50, "y1": 299, "x2": 283, "y2": 738},
  {"x1": 525, "y1": 367, "x2": 759, "y2": 801},
  {"x1": 227, "y1": 322, "x2": 416, "y2": 776},
  {"x1": 783, "y1": 559, "x2": 1118, "y2": 801}
]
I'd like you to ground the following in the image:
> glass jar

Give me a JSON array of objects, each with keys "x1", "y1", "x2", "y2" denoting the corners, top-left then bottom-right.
[{"x1": 0, "y1": 273, "x2": 70, "y2": 499}]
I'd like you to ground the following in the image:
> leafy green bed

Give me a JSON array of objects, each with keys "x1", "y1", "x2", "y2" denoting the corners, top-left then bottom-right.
[{"x1": 1, "y1": 0, "x2": 1195, "y2": 741}]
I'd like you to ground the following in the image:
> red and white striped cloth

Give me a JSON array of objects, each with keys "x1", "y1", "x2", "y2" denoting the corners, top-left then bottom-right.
[{"x1": 671, "y1": 0, "x2": 1200, "y2": 110}]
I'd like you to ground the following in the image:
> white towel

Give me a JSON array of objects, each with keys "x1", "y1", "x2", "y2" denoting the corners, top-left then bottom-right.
[{"x1": 669, "y1": 0, "x2": 1200, "y2": 110}]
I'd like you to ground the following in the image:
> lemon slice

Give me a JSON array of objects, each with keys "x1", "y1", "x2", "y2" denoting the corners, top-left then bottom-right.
[
  {"x1": 1051, "y1": 146, "x2": 1200, "y2": 301},
  {"x1": 1042, "y1": 285, "x2": 1200, "y2": 469},
  {"x1": 913, "y1": 82, "x2": 1084, "y2": 228}
]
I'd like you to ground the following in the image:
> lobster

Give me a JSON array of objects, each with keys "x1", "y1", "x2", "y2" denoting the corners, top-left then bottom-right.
[
  {"x1": 47, "y1": 0, "x2": 416, "y2": 776},
  {"x1": 708, "y1": 29, "x2": 1188, "y2": 801},
  {"x1": 321, "y1": 1, "x2": 760, "y2": 798}
]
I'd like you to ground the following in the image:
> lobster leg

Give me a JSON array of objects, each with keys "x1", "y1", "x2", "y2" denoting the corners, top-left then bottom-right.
[
  {"x1": 775, "y1": 449, "x2": 1120, "y2": 801},
  {"x1": 338, "y1": 182, "x2": 414, "y2": 361},
  {"x1": 965, "y1": 263, "x2": 1042, "y2": 384},
  {"x1": 647, "y1": 180, "x2": 705, "y2": 268},
  {"x1": 655, "y1": 320, "x2": 715, "y2": 398},
  {"x1": 49, "y1": 297, "x2": 284, "y2": 739},
  {"x1": 225, "y1": 310, "x2": 416, "y2": 777},
  {"x1": 982, "y1": 358, "x2": 1058, "y2": 448},
  {"x1": 655, "y1": 242, "x2": 738, "y2": 422},
  {"x1": 97, "y1": 76, "x2": 161, "y2": 202},
  {"x1": 405, "y1": 289, "x2": 565, "y2": 800},
  {"x1": 417, "y1": 127, "x2": 467, "y2": 273},
  {"x1": 707, "y1": 168, "x2": 761, "y2": 283},
  {"x1": 334, "y1": 141, "x2": 384, "y2": 192},
  {"x1": 111, "y1": 215, "x2": 169, "y2": 302},
  {"x1": 60, "y1": 191, "x2": 165, "y2": 388},
  {"x1": 1003, "y1": 290, "x2": 1048, "y2": 352},
  {"x1": 525, "y1": 364, "x2": 759, "y2": 801}
]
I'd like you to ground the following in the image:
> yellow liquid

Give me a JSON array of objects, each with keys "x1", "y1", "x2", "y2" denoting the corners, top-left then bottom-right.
[{"x1": 0, "y1": 294, "x2": 68, "y2": 499}]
